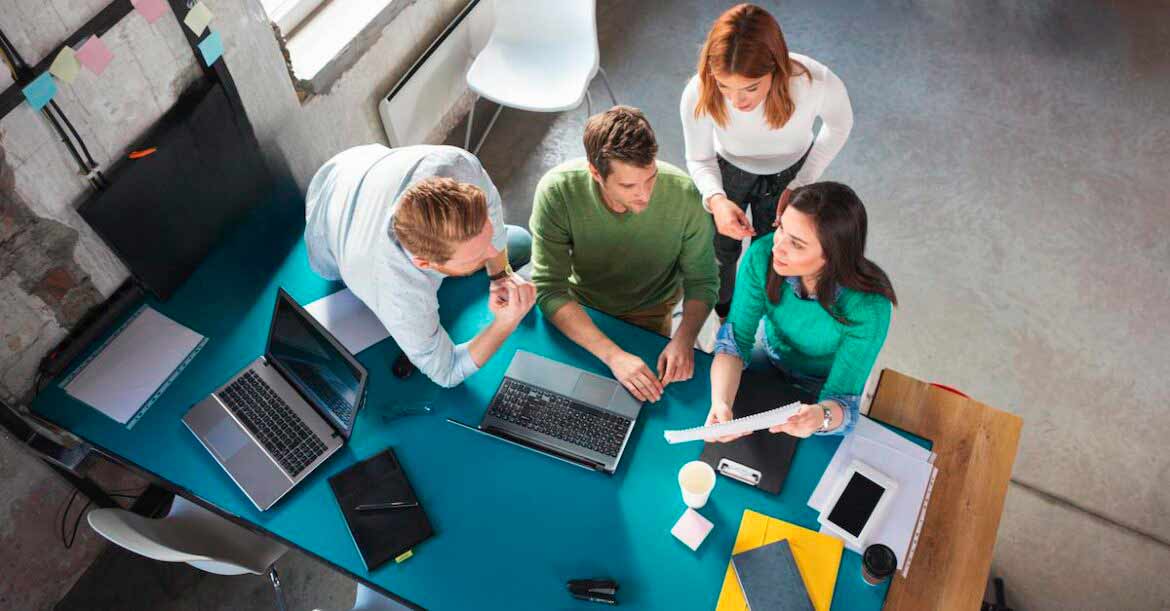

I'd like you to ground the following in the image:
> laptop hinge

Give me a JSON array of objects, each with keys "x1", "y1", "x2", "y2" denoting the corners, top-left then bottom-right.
[{"x1": 482, "y1": 425, "x2": 606, "y2": 472}]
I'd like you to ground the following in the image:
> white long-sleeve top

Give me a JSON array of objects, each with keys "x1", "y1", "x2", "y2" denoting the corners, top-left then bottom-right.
[{"x1": 680, "y1": 53, "x2": 854, "y2": 205}]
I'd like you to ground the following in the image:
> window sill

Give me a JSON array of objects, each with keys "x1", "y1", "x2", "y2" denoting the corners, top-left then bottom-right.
[{"x1": 282, "y1": 0, "x2": 409, "y2": 97}]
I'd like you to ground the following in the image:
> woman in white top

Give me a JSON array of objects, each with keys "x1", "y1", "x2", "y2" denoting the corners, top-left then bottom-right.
[{"x1": 681, "y1": 3, "x2": 853, "y2": 318}]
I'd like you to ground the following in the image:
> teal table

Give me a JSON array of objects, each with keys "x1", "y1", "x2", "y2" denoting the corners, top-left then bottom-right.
[{"x1": 31, "y1": 196, "x2": 927, "y2": 610}]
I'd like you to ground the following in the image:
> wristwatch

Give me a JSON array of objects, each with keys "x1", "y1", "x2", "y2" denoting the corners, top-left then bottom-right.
[
  {"x1": 816, "y1": 403, "x2": 833, "y2": 433},
  {"x1": 488, "y1": 264, "x2": 513, "y2": 282}
]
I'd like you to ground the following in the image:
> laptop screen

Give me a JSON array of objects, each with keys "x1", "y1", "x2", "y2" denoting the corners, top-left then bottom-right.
[{"x1": 267, "y1": 290, "x2": 366, "y2": 437}]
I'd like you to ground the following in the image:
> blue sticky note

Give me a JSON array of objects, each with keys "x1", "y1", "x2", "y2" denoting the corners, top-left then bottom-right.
[
  {"x1": 197, "y1": 30, "x2": 223, "y2": 66},
  {"x1": 22, "y1": 72, "x2": 57, "y2": 111}
]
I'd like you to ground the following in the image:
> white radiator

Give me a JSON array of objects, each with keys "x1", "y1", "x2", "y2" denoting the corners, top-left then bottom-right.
[{"x1": 378, "y1": 0, "x2": 494, "y2": 147}]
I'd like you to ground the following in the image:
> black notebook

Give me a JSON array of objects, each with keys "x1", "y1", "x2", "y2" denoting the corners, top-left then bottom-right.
[
  {"x1": 732, "y1": 539, "x2": 814, "y2": 611},
  {"x1": 699, "y1": 366, "x2": 814, "y2": 494},
  {"x1": 329, "y1": 448, "x2": 433, "y2": 571}
]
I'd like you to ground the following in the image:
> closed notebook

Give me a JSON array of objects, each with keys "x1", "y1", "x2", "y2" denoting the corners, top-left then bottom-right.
[
  {"x1": 732, "y1": 540, "x2": 814, "y2": 611},
  {"x1": 329, "y1": 448, "x2": 433, "y2": 571},
  {"x1": 716, "y1": 510, "x2": 843, "y2": 611}
]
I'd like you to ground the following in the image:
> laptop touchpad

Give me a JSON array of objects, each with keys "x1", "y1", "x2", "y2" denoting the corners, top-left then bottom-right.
[
  {"x1": 206, "y1": 417, "x2": 249, "y2": 460},
  {"x1": 572, "y1": 373, "x2": 617, "y2": 407}
]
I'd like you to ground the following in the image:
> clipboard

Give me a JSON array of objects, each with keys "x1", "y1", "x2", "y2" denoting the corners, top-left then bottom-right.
[{"x1": 699, "y1": 367, "x2": 815, "y2": 494}]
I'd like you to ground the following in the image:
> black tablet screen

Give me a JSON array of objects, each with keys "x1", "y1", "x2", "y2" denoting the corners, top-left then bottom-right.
[{"x1": 827, "y1": 472, "x2": 886, "y2": 537}]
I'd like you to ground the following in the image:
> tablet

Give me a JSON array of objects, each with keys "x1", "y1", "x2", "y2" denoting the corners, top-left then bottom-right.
[{"x1": 818, "y1": 460, "x2": 897, "y2": 548}]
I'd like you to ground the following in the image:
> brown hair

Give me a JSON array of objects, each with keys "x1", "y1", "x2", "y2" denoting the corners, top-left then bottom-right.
[
  {"x1": 583, "y1": 105, "x2": 658, "y2": 179},
  {"x1": 392, "y1": 177, "x2": 488, "y2": 263},
  {"x1": 765, "y1": 182, "x2": 897, "y2": 324},
  {"x1": 694, "y1": 3, "x2": 809, "y2": 129}
]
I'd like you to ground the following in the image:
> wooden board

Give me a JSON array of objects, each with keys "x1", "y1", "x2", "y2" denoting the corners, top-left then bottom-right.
[{"x1": 867, "y1": 369, "x2": 1023, "y2": 611}]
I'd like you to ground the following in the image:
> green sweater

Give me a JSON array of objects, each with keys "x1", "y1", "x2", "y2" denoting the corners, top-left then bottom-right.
[
  {"x1": 530, "y1": 159, "x2": 719, "y2": 317},
  {"x1": 724, "y1": 235, "x2": 892, "y2": 401}
]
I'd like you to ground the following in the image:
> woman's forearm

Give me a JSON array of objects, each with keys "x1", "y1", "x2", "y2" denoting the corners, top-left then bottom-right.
[{"x1": 710, "y1": 352, "x2": 744, "y2": 408}]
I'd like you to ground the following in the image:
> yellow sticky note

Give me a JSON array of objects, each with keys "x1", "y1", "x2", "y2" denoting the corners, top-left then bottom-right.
[
  {"x1": 715, "y1": 510, "x2": 844, "y2": 611},
  {"x1": 184, "y1": 2, "x2": 214, "y2": 35},
  {"x1": 395, "y1": 549, "x2": 413, "y2": 563},
  {"x1": 49, "y1": 47, "x2": 81, "y2": 84}
]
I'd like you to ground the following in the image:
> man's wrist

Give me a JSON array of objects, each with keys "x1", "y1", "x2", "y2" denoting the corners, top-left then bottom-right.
[{"x1": 488, "y1": 264, "x2": 513, "y2": 282}]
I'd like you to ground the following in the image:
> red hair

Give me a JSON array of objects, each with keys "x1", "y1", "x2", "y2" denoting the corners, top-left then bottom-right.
[{"x1": 694, "y1": 4, "x2": 808, "y2": 129}]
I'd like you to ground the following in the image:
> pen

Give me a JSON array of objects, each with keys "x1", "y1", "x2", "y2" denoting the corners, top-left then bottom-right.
[{"x1": 354, "y1": 501, "x2": 419, "y2": 512}]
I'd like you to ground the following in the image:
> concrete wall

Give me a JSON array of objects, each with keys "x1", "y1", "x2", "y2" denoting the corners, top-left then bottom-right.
[{"x1": 0, "y1": 0, "x2": 464, "y2": 607}]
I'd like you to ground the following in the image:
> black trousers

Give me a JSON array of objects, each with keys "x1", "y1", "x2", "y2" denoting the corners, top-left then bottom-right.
[{"x1": 713, "y1": 153, "x2": 807, "y2": 317}]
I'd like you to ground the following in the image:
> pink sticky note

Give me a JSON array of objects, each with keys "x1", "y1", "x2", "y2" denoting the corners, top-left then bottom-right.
[
  {"x1": 75, "y1": 35, "x2": 114, "y2": 76},
  {"x1": 131, "y1": 0, "x2": 170, "y2": 24},
  {"x1": 670, "y1": 508, "x2": 714, "y2": 551}
]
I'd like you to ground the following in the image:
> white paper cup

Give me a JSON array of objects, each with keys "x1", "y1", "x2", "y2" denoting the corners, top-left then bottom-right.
[{"x1": 679, "y1": 460, "x2": 716, "y2": 508}]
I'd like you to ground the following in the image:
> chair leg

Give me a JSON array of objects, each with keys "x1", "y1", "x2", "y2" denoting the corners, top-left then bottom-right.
[
  {"x1": 464, "y1": 94, "x2": 478, "y2": 152},
  {"x1": 585, "y1": 90, "x2": 593, "y2": 117},
  {"x1": 268, "y1": 567, "x2": 287, "y2": 611},
  {"x1": 598, "y1": 66, "x2": 617, "y2": 105},
  {"x1": 471, "y1": 104, "x2": 503, "y2": 156}
]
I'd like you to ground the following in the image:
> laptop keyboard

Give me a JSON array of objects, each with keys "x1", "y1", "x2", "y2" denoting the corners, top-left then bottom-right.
[
  {"x1": 285, "y1": 361, "x2": 353, "y2": 426},
  {"x1": 486, "y1": 378, "x2": 632, "y2": 458},
  {"x1": 217, "y1": 370, "x2": 327, "y2": 477}
]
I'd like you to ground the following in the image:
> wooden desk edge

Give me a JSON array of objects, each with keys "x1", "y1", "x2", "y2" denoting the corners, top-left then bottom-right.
[{"x1": 868, "y1": 368, "x2": 1023, "y2": 611}]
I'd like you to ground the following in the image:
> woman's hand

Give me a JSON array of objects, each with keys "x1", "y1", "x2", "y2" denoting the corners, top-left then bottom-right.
[
  {"x1": 705, "y1": 401, "x2": 750, "y2": 443},
  {"x1": 772, "y1": 188, "x2": 794, "y2": 227},
  {"x1": 770, "y1": 402, "x2": 827, "y2": 438},
  {"x1": 709, "y1": 195, "x2": 755, "y2": 240}
]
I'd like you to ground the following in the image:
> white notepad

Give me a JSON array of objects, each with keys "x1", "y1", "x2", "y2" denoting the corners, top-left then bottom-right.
[
  {"x1": 63, "y1": 307, "x2": 205, "y2": 426},
  {"x1": 663, "y1": 402, "x2": 801, "y2": 444},
  {"x1": 305, "y1": 288, "x2": 389, "y2": 354}
]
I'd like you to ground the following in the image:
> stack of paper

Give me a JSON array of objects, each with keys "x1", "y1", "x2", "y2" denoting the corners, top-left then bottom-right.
[
  {"x1": 808, "y1": 417, "x2": 938, "y2": 577},
  {"x1": 716, "y1": 510, "x2": 843, "y2": 611}
]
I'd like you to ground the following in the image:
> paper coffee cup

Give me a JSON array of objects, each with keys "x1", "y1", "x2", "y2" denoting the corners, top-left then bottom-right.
[{"x1": 679, "y1": 460, "x2": 716, "y2": 508}]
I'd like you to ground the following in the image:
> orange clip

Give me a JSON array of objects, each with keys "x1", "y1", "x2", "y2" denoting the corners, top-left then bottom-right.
[{"x1": 128, "y1": 147, "x2": 157, "y2": 159}]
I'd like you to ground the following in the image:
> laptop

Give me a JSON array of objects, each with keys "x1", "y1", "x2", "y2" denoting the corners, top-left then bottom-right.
[
  {"x1": 449, "y1": 350, "x2": 643, "y2": 473},
  {"x1": 183, "y1": 288, "x2": 368, "y2": 511}
]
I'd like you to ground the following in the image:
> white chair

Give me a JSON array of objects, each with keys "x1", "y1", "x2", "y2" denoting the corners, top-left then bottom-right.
[
  {"x1": 464, "y1": 0, "x2": 617, "y2": 154},
  {"x1": 351, "y1": 584, "x2": 410, "y2": 611},
  {"x1": 87, "y1": 495, "x2": 291, "y2": 610}
]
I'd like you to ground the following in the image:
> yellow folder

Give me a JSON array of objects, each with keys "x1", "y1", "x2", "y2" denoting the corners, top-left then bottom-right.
[{"x1": 715, "y1": 509, "x2": 844, "y2": 611}]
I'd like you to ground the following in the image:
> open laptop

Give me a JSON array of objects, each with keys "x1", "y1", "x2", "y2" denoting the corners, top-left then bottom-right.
[
  {"x1": 449, "y1": 350, "x2": 643, "y2": 473},
  {"x1": 183, "y1": 288, "x2": 368, "y2": 511}
]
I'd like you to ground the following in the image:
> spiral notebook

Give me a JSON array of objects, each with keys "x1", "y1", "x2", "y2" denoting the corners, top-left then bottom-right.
[{"x1": 329, "y1": 448, "x2": 433, "y2": 571}]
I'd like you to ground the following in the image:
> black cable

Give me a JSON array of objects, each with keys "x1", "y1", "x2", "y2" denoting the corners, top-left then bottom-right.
[{"x1": 56, "y1": 485, "x2": 144, "y2": 550}]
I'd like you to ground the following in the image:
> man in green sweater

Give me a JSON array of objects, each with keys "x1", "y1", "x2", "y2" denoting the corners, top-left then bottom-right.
[{"x1": 530, "y1": 106, "x2": 719, "y2": 403}]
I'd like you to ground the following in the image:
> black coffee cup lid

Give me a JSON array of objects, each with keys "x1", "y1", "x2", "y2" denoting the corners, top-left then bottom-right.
[{"x1": 863, "y1": 544, "x2": 897, "y2": 577}]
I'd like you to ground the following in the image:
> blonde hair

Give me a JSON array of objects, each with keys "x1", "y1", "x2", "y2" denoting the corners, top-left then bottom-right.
[{"x1": 392, "y1": 177, "x2": 488, "y2": 263}]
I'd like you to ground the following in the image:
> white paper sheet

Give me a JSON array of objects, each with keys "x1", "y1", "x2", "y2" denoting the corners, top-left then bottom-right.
[
  {"x1": 663, "y1": 402, "x2": 800, "y2": 444},
  {"x1": 809, "y1": 416, "x2": 933, "y2": 510},
  {"x1": 64, "y1": 307, "x2": 204, "y2": 424},
  {"x1": 304, "y1": 288, "x2": 389, "y2": 354}
]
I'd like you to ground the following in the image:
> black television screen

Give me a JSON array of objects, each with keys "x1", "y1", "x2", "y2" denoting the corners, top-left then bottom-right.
[{"x1": 78, "y1": 80, "x2": 270, "y2": 300}]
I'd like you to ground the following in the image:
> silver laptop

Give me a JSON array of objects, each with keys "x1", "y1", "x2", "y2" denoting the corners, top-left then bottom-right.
[
  {"x1": 449, "y1": 350, "x2": 643, "y2": 473},
  {"x1": 183, "y1": 288, "x2": 368, "y2": 511}
]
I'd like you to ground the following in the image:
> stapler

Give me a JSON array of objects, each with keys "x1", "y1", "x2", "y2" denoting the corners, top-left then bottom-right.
[{"x1": 567, "y1": 578, "x2": 619, "y2": 605}]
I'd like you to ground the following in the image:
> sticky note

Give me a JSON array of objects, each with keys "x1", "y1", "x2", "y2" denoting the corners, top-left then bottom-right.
[
  {"x1": 21, "y1": 72, "x2": 57, "y2": 111},
  {"x1": 48, "y1": 47, "x2": 81, "y2": 84},
  {"x1": 671, "y1": 507, "x2": 714, "y2": 551},
  {"x1": 131, "y1": 0, "x2": 170, "y2": 24},
  {"x1": 75, "y1": 35, "x2": 114, "y2": 76},
  {"x1": 184, "y1": 2, "x2": 214, "y2": 35},
  {"x1": 395, "y1": 549, "x2": 413, "y2": 563},
  {"x1": 197, "y1": 30, "x2": 224, "y2": 66}
]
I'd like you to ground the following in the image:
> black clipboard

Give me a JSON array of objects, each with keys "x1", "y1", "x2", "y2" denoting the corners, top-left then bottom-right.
[
  {"x1": 329, "y1": 448, "x2": 433, "y2": 571},
  {"x1": 699, "y1": 367, "x2": 816, "y2": 494}
]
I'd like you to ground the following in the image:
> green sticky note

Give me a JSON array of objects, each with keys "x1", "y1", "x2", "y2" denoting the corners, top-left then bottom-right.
[
  {"x1": 49, "y1": 47, "x2": 81, "y2": 84},
  {"x1": 198, "y1": 30, "x2": 223, "y2": 66},
  {"x1": 184, "y1": 2, "x2": 214, "y2": 35},
  {"x1": 22, "y1": 72, "x2": 57, "y2": 111}
]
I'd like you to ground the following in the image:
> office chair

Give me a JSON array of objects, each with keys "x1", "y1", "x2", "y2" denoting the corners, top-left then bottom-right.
[
  {"x1": 464, "y1": 0, "x2": 617, "y2": 155},
  {"x1": 87, "y1": 495, "x2": 290, "y2": 610}
]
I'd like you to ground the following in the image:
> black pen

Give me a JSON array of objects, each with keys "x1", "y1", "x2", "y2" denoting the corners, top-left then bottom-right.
[{"x1": 354, "y1": 501, "x2": 419, "y2": 512}]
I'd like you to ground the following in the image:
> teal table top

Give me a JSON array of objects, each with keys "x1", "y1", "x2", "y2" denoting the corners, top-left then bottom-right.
[{"x1": 31, "y1": 196, "x2": 928, "y2": 610}]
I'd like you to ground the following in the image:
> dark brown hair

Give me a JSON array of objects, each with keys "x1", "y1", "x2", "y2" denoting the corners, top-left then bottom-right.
[
  {"x1": 392, "y1": 177, "x2": 488, "y2": 263},
  {"x1": 694, "y1": 3, "x2": 809, "y2": 129},
  {"x1": 583, "y1": 105, "x2": 658, "y2": 179},
  {"x1": 766, "y1": 182, "x2": 897, "y2": 323}
]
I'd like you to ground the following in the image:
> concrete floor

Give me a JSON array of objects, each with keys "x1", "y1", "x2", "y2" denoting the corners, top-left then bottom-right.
[{"x1": 57, "y1": 0, "x2": 1170, "y2": 609}]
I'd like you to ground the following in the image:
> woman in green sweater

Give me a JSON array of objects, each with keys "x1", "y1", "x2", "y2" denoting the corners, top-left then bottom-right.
[{"x1": 706, "y1": 182, "x2": 896, "y2": 438}]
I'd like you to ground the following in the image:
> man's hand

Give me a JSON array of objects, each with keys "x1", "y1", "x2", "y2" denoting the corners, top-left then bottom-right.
[
  {"x1": 709, "y1": 195, "x2": 755, "y2": 240},
  {"x1": 704, "y1": 401, "x2": 749, "y2": 443},
  {"x1": 771, "y1": 188, "x2": 793, "y2": 227},
  {"x1": 769, "y1": 403, "x2": 824, "y2": 438},
  {"x1": 605, "y1": 350, "x2": 664, "y2": 402},
  {"x1": 488, "y1": 275, "x2": 535, "y2": 328},
  {"x1": 656, "y1": 337, "x2": 694, "y2": 386}
]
